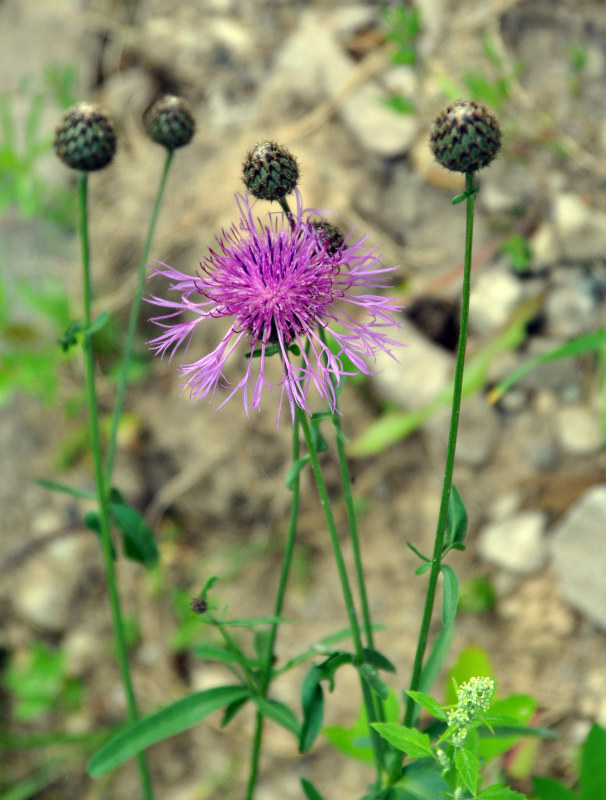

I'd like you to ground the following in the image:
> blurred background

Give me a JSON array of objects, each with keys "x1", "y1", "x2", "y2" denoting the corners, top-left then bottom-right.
[{"x1": 1, "y1": 0, "x2": 606, "y2": 797}]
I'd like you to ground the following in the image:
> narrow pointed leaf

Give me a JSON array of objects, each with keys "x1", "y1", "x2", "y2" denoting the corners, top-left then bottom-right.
[
  {"x1": 88, "y1": 685, "x2": 249, "y2": 776},
  {"x1": 33, "y1": 479, "x2": 95, "y2": 500},
  {"x1": 441, "y1": 565, "x2": 459, "y2": 626},
  {"x1": 221, "y1": 697, "x2": 249, "y2": 727},
  {"x1": 110, "y1": 501, "x2": 159, "y2": 567},
  {"x1": 301, "y1": 778, "x2": 327, "y2": 800},
  {"x1": 359, "y1": 663, "x2": 389, "y2": 699},
  {"x1": 362, "y1": 648, "x2": 396, "y2": 673},
  {"x1": 445, "y1": 486, "x2": 468, "y2": 549},
  {"x1": 285, "y1": 457, "x2": 310, "y2": 490},
  {"x1": 253, "y1": 697, "x2": 300, "y2": 735},
  {"x1": 299, "y1": 667, "x2": 324, "y2": 753},
  {"x1": 419, "y1": 624, "x2": 454, "y2": 697}
]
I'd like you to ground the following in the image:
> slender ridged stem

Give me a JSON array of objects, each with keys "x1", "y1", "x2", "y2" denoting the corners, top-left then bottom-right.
[
  {"x1": 105, "y1": 149, "x2": 174, "y2": 482},
  {"x1": 245, "y1": 417, "x2": 301, "y2": 800},
  {"x1": 390, "y1": 172, "x2": 476, "y2": 784},
  {"x1": 77, "y1": 174, "x2": 154, "y2": 800},
  {"x1": 297, "y1": 408, "x2": 385, "y2": 783}
]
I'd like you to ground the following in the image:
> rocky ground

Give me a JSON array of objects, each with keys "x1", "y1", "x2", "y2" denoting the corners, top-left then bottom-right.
[{"x1": 2, "y1": 0, "x2": 606, "y2": 798}]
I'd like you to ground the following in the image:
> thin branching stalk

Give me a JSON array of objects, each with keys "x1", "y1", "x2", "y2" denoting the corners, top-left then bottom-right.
[
  {"x1": 390, "y1": 172, "x2": 477, "y2": 785},
  {"x1": 245, "y1": 416, "x2": 301, "y2": 800},
  {"x1": 77, "y1": 174, "x2": 154, "y2": 800},
  {"x1": 297, "y1": 408, "x2": 385, "y2": 783},
  {"x1": 105, "y1": 149, "x2": 174, "y2": 482}
]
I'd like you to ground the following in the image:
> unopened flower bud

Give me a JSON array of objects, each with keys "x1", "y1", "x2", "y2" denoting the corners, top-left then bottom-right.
[
  {"x1": 190, "y1": 597, "x2": 208, "y2": 614},
  {"x1": 54, "y1": 102, "x2": 116, "y2": 172},
  {"x1": 242, "y1": 141, "x2": 299, "y2": 201},
  {"x1": 312, "y1": 221, "x2": 345, "y2": 255},
  {"x1": 430, "y1": 100, "x2": 501, "y2": 173},
  {"x1": 144, "y1": 95, "x2": 196, "y2": 150}
]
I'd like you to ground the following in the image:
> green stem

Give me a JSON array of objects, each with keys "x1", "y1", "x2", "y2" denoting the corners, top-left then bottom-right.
[
  {"x1": 245, "y1": 416, "x2": 301, "y2": 800},
  {"x1": 332, "y1": 407, "x2": 375, "y2": 650},
  {"x1": 77, "y1": 174, "x2": 154, "y2": 800},
  {"x1": 297, "y1": 408, "x2": 385, "y2": 782},
  {"x1": 391, "y1": 172, "x2": 476, "y2": 784},
  {"x1": 105, "y1": 149, "x2": 174, "y2": 483}
]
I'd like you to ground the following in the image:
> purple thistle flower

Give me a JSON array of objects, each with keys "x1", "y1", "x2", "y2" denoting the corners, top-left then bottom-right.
[{"x1": 148, "y1": 190, "x2": 400, "y2": 422}]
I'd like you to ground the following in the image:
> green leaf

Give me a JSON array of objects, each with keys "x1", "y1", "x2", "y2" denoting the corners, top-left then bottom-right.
[
  {"x1": 415, "y1": 563, "x2": 431, "y2": 576},
  {"x1": 110, "y1": 501, "x2": 159, "y2": 567},
  {"x1": 451, "y1": 193, "x2": 467, "y2": 205},
  {"x1": 490, "y1": 328, "x2": 606, "y2": 404},
  {"x1": 276, "y1": 626, "x2": 384, "y2": 676},
  {"x1": 440, "y1": 565, "x2": 459, "y2": 626},
  {"x1": 88, "y1": 685, "x2": 250, "y2": 776},
  {"x1": 323, "y1": 688, "x2": 401, "y2": 766},
  {"x1": 531, "y1": 776, "x2": 577, "y2": 800},
  {"x1": 285, "y1": 456, "x2": 310, "y2": 490},
  {"x1": 84, "y1": 311, "x2": 110, "y2": 338},
  {"x1": 220, "y1": 615, "x2": 292, "y2": 627},
  {"x1": 405, "y1": 691, "x2": 447, "y2": 721},
  {"x1": 381, "y1": 93, "x2": 415, "y2": 115},
  {"x1": 253, "y1": 697, "x2": 299, "y2": 735},
  {"x1": 33, "y1": 478, "x2": 95, "y2": 501},
  {"x1": 393, "y1": 758, "x2": 450, "y2": 798},
  {"x1": 406, "y1": 542, "x2": 430, "y2": 562},
  {"x1": 193, "y1": 644, "x2": 245, "y2": 665},
  {"x1": 301, "y1": 777, "x2": 327, "y2": 800},
  {"x1": 359, "y1": 663, "x2": 389, "y2": 699},
  {"x1": 580, "y1": 723, "x2": 606, "y2": 800},
  {"x1": 299, "y1": 667, "x2": 324, "y2": 753},
  {"x1": 362, "y1": 648, "x2": 396, "y2": 673},
  {"x1": 371, "y1": 723, "x2": 433, "y2": 759},
  {"x1": 455, "y1": 747, "x2": 478, "y2": 795},
  {"x1": 477, "y1": 786, "x2": 528, "y2": 799},
  {"x1": 83, "y1": 511, "x2": 117, "y2": 559},
  {"x1": 221, "y1": 697, "x2": 249, "y2": 727},
  {"x1": 445, "y1": 486, "x2": 468, "y2": 549},
  {"x1": 445, "y1": 646, "x2": 494, "y2": 705},
  {"x1": 419, "y1": 624, "x2": 454, "y2": 697}
]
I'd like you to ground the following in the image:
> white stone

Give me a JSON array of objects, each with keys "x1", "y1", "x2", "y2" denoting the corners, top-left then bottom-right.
[
  {"x1": 469, "y1": 265, "x2": 525, "y2": 335},
  {"x1": 551, "y1": 485, "x2": 606, "y2": 630},
  {"x1": 369, "y1": 322, "x2": 451, "y2": 410},
  {"x1": 553, "y1": 193, "x2": 606, "y2": 261},
  {"x1": 478, "y1": 511, "x2": 548, "y2": 574},
  {"x1": 556, "y1": 405, "x2": 603, "y2": 455}
]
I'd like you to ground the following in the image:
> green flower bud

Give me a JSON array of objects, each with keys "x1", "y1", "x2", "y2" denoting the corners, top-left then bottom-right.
[
  {"x1": 242, "y1": 141, "x2": 299, "y2": 201},
  {"x1": 430, "y1": 100, "x2": 501, "y2": 173},
  {"x1": 144, "y1": 95, "x2": 196, "y2": 150},
  {"x1": 312, "y1": 221, "x2": 345, "y2": 255},
  {"x1": 54, "y1": 102, "x2": 116, "y2": 172}
]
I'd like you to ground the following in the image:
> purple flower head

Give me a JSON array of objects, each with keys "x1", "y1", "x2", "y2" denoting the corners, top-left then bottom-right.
[{"x1": 148, "y1": 190, "x2": 400, "y2": 422}]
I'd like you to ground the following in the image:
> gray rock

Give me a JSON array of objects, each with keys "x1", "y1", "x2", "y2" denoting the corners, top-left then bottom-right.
[
  {"x1": 478, "y1": 510, "x2": 548, "y2": 574},
  {"x1": 551, "y1": 485, "x2": 606, "y2": 630},
  {"x1": 556, "y1": 404, "x2": 603, "y2": 456},
  {"x1": 13, "y1": 536, "x2": 85, "y2": 632},
  {"x1": 553, "y1": 193, "x2": 606, "y2": 261},
  {"x1": 469, "y1": 264, "x2": 525, "y2": 335},
  {"x1": 369, "y1": 321, "x2": 451, "y2": 410}
]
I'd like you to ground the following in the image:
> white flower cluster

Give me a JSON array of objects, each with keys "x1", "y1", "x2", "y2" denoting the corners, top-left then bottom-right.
[{"x1": 447, "y1": 676, "x2": 495, "y2": 747}]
